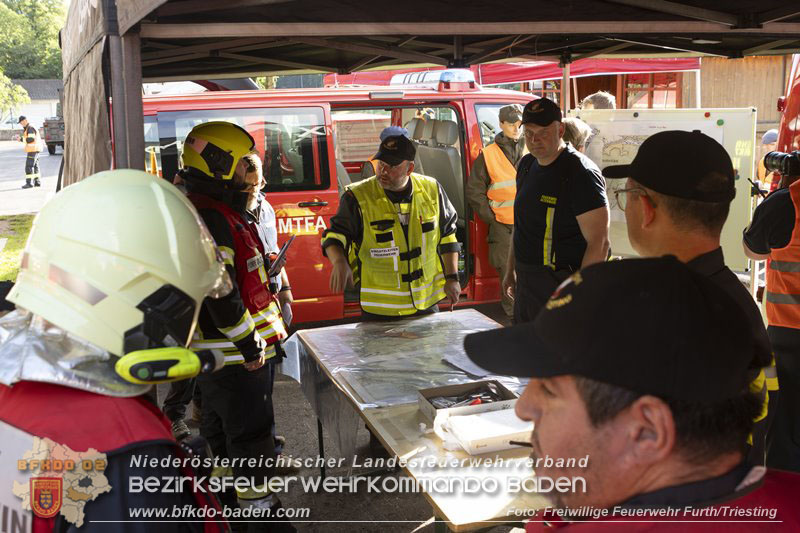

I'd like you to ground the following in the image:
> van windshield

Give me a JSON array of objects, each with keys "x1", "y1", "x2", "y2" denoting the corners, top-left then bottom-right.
[{"x1": 148, "y1": 106, "x2": 330, "y2": 192}]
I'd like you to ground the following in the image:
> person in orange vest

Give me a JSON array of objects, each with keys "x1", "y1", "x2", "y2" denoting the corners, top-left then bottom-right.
[
  {"x1": 744, "y1": 168, "x2": 800, "y2": 473},
  {"x1": 465, "y1": 257, "x2": 800, "y2": 531},
  {"x1": 465, "y1": 105, "x2": 525, "y2": 319},
  {"x1": 17, "y1": 116, "x2": 41, "y2": 189}
]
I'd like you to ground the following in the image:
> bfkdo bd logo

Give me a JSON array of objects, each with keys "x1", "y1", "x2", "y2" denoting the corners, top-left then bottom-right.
[{"x1": 30, "y1": 477, "x2": 63, "y2": 518}]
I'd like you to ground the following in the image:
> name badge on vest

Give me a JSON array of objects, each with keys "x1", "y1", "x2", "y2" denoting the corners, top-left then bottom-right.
[
  {"x1": 247, "y1": 254, "x2": 264, "y2": 272},
  {"x1": 370, "y1": 247, "x2": 399, "y2": 259}
]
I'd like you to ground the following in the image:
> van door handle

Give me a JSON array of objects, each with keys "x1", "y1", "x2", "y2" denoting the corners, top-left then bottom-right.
[{"x1": 298, "y1": 201, "x2": 328, "y2": 207}]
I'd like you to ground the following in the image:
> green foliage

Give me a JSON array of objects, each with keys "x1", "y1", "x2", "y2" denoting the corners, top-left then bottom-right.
[
  {"x1": 0, "y1": 0, "x2": 65, "y2": 79},
  {"x1": 0, "y1": 68, "x2": 30, "y2": 121},
  {"x1": 0, "y1": 214, "x2": 35, "y2": 282}
]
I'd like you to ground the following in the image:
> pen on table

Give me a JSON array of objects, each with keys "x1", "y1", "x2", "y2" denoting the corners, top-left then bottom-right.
[{"x1": 509, "y1": 440, "x2": 533, "y2": 447}]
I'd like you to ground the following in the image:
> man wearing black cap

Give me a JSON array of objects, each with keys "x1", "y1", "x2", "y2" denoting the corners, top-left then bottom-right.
[
  {"x1": 503, "y1": 97, "x2": 609, "y2": 323},
  {"x1": 322, "y1": 127, "x2": 461, "y2": 318},
  {"x1": 466, "y1": 104, "x2": 525, "y2": 319},
  {"x1": 465, "y1": 258, "x2": 800, "y2": 530},
  {"x1": 603, "y1": 130, "x2": 777, "y2": 467},
  {"x1": 17, "y1": 116, "x2": 42, "y2": 189}
]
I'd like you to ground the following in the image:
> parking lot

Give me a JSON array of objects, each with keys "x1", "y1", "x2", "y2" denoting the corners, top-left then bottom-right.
[{"x1": 0, "y1": 141, "x2": 62, "y2": 216}]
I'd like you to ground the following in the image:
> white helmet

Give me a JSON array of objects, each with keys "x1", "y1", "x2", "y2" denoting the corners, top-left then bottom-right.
[{"x1": 9, "y1": 169, "x2": 232, "y2": 357}]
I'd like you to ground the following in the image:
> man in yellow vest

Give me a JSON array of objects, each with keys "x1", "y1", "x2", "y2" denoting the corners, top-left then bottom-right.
[
  {"x1": 17, "y1": 116, "x2": 41, "y2": 189},
  {"x1": 466, "y1": 105, "x2": 524, "y2": 319},
  {"x1": 323, "y1": 128, "x2": 462, "y2": 318}
]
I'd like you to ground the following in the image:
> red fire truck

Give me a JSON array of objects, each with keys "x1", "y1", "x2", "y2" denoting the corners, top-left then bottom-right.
[{"x1": 142, "y1": 70, "x2": 533, "y2": 324}]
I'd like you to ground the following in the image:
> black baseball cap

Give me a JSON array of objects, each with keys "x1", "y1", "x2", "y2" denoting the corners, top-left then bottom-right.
[
  {"x1": 374, "y1": 134, "x2": 416, "y2": 166},
  {"x1": 464, "y1": 257, "x2": 764, "y2": 402},
  {"x1": 521, "y1": 98, "x2": 562, "y2": 127},
  {"x1": 603, "y1": 130, "x2": 736, "y2": 203},
  {"x1": 17, "y1": 116, "x2": 26, "y2": 123}
]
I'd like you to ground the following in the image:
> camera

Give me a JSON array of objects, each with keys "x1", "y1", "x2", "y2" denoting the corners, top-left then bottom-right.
[{"x1": 764, "y1": 150, "x2": 800, "y2": 177}]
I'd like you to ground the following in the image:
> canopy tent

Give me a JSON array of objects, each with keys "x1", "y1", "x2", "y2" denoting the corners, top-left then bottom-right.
[
  {"x1": 323, "y1": 58, "x2": 701, "y2": 86},
  {"x1": 60, "y1": 0, "x2": 800, "y2": 186}
]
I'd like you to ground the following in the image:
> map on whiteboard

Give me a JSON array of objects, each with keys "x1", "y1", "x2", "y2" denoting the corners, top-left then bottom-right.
[{"x1": 584, "y1": 121, "x2": 724, "y2": 171}]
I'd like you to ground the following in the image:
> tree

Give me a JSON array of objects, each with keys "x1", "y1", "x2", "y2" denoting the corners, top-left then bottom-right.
[
  {"x1": 0, "y1": 68, "x2": 30, "y2": 123},
  {"x1": 0, "y1": 0, "x2": 65, "y2": 79}
]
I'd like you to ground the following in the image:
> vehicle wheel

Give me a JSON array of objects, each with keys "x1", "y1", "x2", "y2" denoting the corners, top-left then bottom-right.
[{"x1": 47, "y1": 143, "x2": 56, "y2": 155}]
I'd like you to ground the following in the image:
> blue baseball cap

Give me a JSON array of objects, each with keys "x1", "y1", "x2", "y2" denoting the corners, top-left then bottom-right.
[
  {"x1": 761, "y1": 129, "x2": 778, "y2": 145},
  {"x1": 380, "y1": 126, "x2": 410, "y2": 141}
]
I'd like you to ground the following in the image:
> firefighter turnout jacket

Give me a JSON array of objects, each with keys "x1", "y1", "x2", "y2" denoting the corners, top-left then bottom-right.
[
  {"x1": 322, "y1": 173, "x2": 460, "y2": 316},
  {"x1": 187, "y1": 192, "x2": 286, "y2": 365},
  {"x1": 0, "y1": 381, "x2": 225, "y2": 532}
]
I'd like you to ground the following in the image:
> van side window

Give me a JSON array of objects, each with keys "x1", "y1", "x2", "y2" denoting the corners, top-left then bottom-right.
[
  {"x1": 332, "y1": 105, "x2": 465, "y2": 227},
  {"x1": 475, "y1": 103, "x2": 519, "y2": 147},
  {"x1": 151, "y1": 107, "x2": 330, "y2": 191}
]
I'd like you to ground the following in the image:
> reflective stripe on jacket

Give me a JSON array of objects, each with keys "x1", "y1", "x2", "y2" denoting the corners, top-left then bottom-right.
[
  {"x1": 766, "y1": 179, "x2": 800, "y2": 328},
  {"x1": 483, "y1": 142, "x2": 516, "y2": 224},
  {"x1": 187, "y1": 194, "x2": 286, "y2": 364},
  {"x1": 348, "y1": 174, "x2": 452, "y2": 316}
]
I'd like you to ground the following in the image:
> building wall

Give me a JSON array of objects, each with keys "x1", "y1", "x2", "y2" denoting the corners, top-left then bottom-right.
[
  {"x1": 685, "y1": 55, "x2": 791, "y2": 135},
  {"x1": 1, "y1": 100, "x2": 59, "y2": 130}
]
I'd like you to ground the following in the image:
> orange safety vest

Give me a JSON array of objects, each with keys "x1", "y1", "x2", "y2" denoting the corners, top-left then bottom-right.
[
  {"x1": 766, "y1": 178, "x2": 800, "y2": 328},
  {"x1": 23, "y1": 125, "x2": 40, "y2": 153},
  {"x1": 483, "y1": 142, "x2": 516, "y2": 224}
]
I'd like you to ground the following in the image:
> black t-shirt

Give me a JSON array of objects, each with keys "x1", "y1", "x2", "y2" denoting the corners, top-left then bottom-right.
[
  {"x1": 743, "y1": 187, "x2": 796, "y2": 254},
  {"x1": 513, "y1": 144, "x2": 607, "y2": 270},
  {"x1": 687, "y1": 248, "x2": 773, "y2": 466}
]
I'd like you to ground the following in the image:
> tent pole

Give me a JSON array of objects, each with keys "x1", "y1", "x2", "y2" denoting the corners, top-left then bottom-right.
[
  {"x1": 695, "y1": 68, "x2": 702, "y2": 108},
  {"x1": 122, "y1": 32, "x2": 145, "y2": 171},
  {"x1": 561, "y1": 63, "x2": 571, "y2": 113},
  {"x1": 109, "y1": 34, "x2": 128, "y2": 169}
]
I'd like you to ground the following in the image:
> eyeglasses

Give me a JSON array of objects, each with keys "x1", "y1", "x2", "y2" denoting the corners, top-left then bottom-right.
[{"x1": 613, "y1": 187, "x2": 653, "y2": 211}]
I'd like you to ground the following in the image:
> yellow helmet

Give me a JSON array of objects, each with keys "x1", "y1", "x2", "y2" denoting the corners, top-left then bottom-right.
[
  {"x1": 8, "y1": 169, "x2": 232, "y2": 357},
  {"x1": 181, "y1": 121, "x2": 255, "y2": 181}
]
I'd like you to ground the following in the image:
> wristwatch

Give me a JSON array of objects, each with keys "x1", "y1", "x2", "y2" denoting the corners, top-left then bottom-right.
[{"x1": 444, "y1": 274, "x2": 459, "y2": 282}]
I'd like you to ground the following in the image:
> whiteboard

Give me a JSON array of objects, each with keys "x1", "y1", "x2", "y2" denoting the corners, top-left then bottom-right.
[{"x1": 567, "y1": 108, "x2": 757, "y2": 271}]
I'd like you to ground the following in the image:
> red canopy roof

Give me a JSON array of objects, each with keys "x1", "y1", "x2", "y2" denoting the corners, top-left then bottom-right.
[{"x1": 324, "y1": 58, "x2": 700, "y2": 86}]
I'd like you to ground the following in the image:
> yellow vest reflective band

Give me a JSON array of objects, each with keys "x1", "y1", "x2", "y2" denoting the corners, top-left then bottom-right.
[
  {"x1": 483, "y1": 142, "x2": 516, "y2": 224},
  {"x1": 349, "y1": 174, "x2": 446, "y2": 316},
  {"x1": 23, "y1": 126, "x2": 41, "y2": 153},
  {"x1": 765, "y1": 178, "x2": 800, "y2": 328}
]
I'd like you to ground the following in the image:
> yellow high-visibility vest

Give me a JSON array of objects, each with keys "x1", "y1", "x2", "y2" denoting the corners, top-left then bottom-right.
[
  {"x1": 349, "y1": 173, "x2": 455, "y2": 316},
  {"x1": 483, "y1": 143, "x2": 516, "y2": 224}
]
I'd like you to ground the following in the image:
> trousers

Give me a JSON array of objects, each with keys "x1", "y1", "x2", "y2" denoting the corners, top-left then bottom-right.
[
  {"x1": 24, "y1": 152, "x2": 40, "y2": 180},
  {"x1": 198, "y1": 361, "x2": 278, "y2": 481},
  {"x1": 488, "y1": 222, "x2": 513, "y2": 318},
  {"x1": 513, "y1": 262, "x2": 571, "y2": 324}
]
